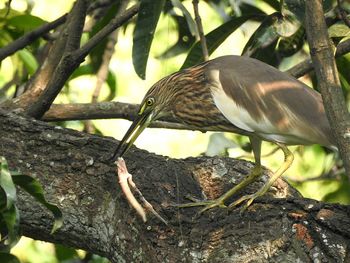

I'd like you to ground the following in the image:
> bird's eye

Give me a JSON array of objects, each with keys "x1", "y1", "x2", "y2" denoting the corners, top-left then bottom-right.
[
  {"x1": 146, "y1": 97, "x2": 155, "y2": 106},
  {"x1": 138, "y1": 97, "x2": 155, "y2": 115}
]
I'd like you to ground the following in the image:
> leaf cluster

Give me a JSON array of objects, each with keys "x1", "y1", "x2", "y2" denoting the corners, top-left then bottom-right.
[{"x1": 0, "y1": 157, "x2": 62, "y2": 262}]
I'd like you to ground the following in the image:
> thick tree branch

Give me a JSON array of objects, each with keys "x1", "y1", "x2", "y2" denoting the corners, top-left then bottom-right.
[
  {"x1": 42, "y1": 102, "x2": 250, "y2": 134},
  {"x1": 23, "y1": 4, "x2": 139, "y2": 119},
  {"x1": 304, "y1": 1, "x2": 350, "y2": 178},
  {"x1": 4, "y1": 4, "x2": 79, "y2": 111},
  {"x1": 64, "y1": 0, "x2": 88, "y2": 53},
  {"x1": 23, "y1": 0, "x2": 88, "y2": 118},
  {"x1": 1, "y1": 111, "x2": 350, "y2": 262},
  {"x1": 0, "y1": 14, "x2": 67, "y2": 61}
]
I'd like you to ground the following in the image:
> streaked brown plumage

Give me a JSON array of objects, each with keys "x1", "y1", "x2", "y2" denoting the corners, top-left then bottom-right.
[{"x1": 113, "y1": 55, "x2": 336, "y2": 212}]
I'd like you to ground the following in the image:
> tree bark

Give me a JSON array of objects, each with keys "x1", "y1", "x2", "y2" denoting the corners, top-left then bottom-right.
[
  {"x1": 304, "y1": 1, "x2": 350, "y2": 179},
  {"x1": 1, "y1": 110, "x2": 350, "y2": 262}
]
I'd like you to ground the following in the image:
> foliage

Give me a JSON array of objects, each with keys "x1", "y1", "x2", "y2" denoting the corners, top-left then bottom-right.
[
  {"x1": 0, "y1": 157, "x2": 62, "y2": 262},
  {"x1": 0, "y1": 0, "x2": 349, "y2": 261}
]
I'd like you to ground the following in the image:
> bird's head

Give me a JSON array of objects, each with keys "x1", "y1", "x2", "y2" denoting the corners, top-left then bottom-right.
[
  {"x1": 112, "y1": 80, "x2": 174, "y2": 160},
  {"x1": 111, "y1": 64, "x2": 209, "y2": 160}
]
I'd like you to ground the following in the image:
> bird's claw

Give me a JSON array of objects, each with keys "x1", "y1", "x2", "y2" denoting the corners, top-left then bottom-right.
[
  {"x1": 228, "y1": 194, "x2": 256, "y2": 214},
  {"x1": 174, "y1": 198, "x2": 227, "y2": 215}
]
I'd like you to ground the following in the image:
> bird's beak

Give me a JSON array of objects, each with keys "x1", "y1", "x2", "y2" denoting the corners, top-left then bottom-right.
[{"x1": 112, "y1": 111, "x2": 154, "y2": 160}]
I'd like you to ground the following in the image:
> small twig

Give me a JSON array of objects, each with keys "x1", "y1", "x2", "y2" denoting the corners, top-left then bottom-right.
[
  {"x1": 4, "y1": 0, "x2": 12, "y2": 17},
  {"x1": 84, "y1": 0, "x2": 117, "y2": 32},
  {"x1": 24, "y1": 0, "x2": 88, "y2": 118},
  {"x1": 192, "y1": 0, "x2": 209, "y2": 61},
  {"x1": 0, "y1": 73, "x2": 19, "y2": 100},
  {"x1": 0, "y1": 14, "x2": 67, "y2": 61},
  {"x1": 337, "y1": 0, "x2": 350, "y2": 28},
  {"x1": 88, "y1": 0, "x2": 116, "y2": 12},
  {"x1": 93, "y1": 1, "x2": 128, "y2": 103},
  {"x1": 287, "y1": 165, "x2": 345, "y2": 183},
  {"x1": 84, "y1": 1, "x2": 128, "y2": 133}
]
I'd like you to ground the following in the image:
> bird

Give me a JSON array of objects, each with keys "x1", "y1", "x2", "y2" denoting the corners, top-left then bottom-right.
[{"x1": 112, "y1": 55, "x2": 336, "y2": 212}]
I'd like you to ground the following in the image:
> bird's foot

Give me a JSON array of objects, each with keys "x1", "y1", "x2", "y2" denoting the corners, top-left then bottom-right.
[
  {"x1": 175, "y1": 195, "x2": 227, "y2": 215},
  {"x1": 228, "y1": 192, "x2": 260, "y2": 214},
  {"x1": 228, "y1": 194, "x2": 257, "y2": 214}
]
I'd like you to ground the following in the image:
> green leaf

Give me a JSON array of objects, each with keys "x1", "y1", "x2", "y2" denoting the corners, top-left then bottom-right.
[
  {"x1": 157, "y1": 15, "x2": 195, "y2": 59},
  {"x1": 105, "y1": 70, "x2": 117, "y2": 101},
  {"x1": 132, "y1": 0, "x2": 165, "y2": 79},
  {"x1": 18, "y1": 49, "x2": 38, "y2": 75},
  {"x1": 239, "y1": 3, "x2": 268, "y2": 17},
  {"x1": 89, "y1": 3, "x2": 120, "y2": 71},
  {"x1": 6, "y1": 14, "x2": 46, "y2": 32},
  {"x1": 1, "y1": 204, "x2": 20, "y2": 250},
  {"x1": 181, "y1": 15, "x2": 254, "y2": 69},
  {"x1": 54, "y1": 244, "x2": 78, "y2": 261},
  {"x1": 339, "y1": 73, "x2": 350, "y2": 93},
  {"x1": 329, "y1": 23, "x2": 350, "y2": 38},
  {"x1": 69, "y1": 64, "x2": 94, "y2": 80},
  {"x1": 0, "y1": 29, "x2": 13, "y2": 48},
  {"x1": 0, "y1": 252, "x2": 20, "y2": 263},
  {"x1": 0, "y1": 157, "x2": 16, "y2": 210},
  {"x1": 0, "y1": 188, "x2": 7, "y2": 212},
  {"x1": 323, "y1": 174, "x2": 350, "y2": 205},
  {"x1": 283, "y1": 0, "x2": 305, "y2": 21},
  {"x1": 336, "y1": 54, "x2": 350, "y2": 93},
  {"x1": 170, "y1": 0, "x2": 197, "y2": 36},
  {"x1": 242, "y1": 13, "x2": 281, "y2": 57},
  {"x1": 12, "y1": 174, "x2": 63, "y2": 234},
  {"x1": 0, "y1": 9, "x2": 22, "y2": 28},
  {"x1": 277, "y1": 26, "x2": 305, "y2": 57},
  {"x1": 262, "y1": 0, "x2": 281, "y2": 11}
]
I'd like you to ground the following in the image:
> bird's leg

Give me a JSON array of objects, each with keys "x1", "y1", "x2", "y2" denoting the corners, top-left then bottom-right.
[
  {"x1": 229, "y1": 143, "x2": 294, "y2": 212},
  {"x1": 177, "y1": 164, "x2": 263, "y2": 213},
  {"x1": 177, "y1": 137, "x2": 263, "y2": 214}
]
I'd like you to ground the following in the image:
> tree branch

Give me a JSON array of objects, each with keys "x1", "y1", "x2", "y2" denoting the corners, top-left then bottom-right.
[
  {"x1": 84, "y1": 1, "x2": 128, "y2": 133},
  {"x1": 0, "y1": 14, "x2": 67, "y2": 61},
  {"x1": 76, "y1": 4, "x2": 139, "y2": 60},
  {"x1": 337, "y1": 0, "x2": 350, "y2": 28},
  {"x1": 64, "y1": 0, "x2": 88, "y2": 53},
  {"x1": 1, "y1": 110, "x2": 350, "y2": 262},
  {"x1": 23, "y1": 4, "x2": 139, "y2": 119},
  {"x1": 304, "y1": 1, "x2": 350, "y2": 178},
  {"x1": 192, "y1": 0, "x2": 209, "y2": 61},
  {"x1": 3, "y1": 5, "x2": 77, "y2": 110},
  {"x1": 42, "y1": 102, "x2": 250, "y2": 134},
  {"x1": 286, "y1": 37, "x2": 350, "y2": 78}
]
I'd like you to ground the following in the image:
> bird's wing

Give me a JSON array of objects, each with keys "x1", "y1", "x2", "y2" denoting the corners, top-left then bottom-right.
[{"x1": 206, "y1": 56, "x2": 334, "y2": 147}]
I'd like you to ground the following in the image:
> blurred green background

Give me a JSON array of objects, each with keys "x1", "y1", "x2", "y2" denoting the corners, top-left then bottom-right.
[{"x1": 1, "y1": 0, "x2": 349, "y2": 262}]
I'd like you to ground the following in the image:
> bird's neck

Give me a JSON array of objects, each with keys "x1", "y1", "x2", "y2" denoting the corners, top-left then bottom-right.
[{"x1": 165, "y1": 65, "x2": 234, "y2": 130}]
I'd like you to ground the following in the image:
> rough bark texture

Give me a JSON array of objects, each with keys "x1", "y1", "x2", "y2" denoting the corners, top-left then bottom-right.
[
  {"x1": 304, "y1": 1, "x2": 350, "y2": 178},
  {"x1": 1, "y1": 110, "x2": 350, "y2": 262}
]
